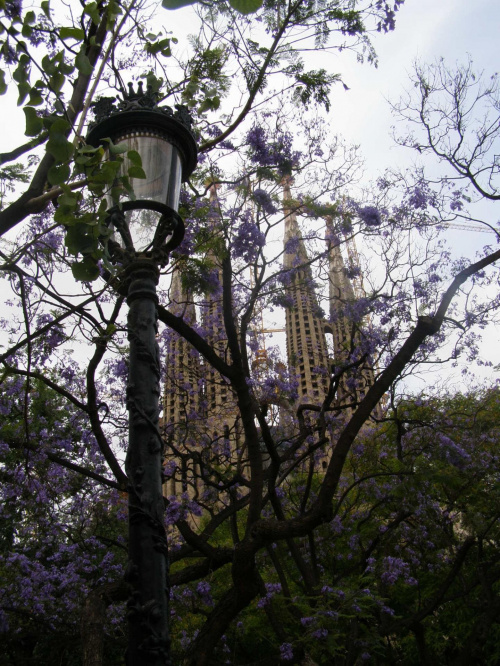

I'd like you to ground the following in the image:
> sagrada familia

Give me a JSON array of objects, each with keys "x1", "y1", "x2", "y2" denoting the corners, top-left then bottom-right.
[{"x1": 162, "y1": 178, "x2": 378, "y2": 500}]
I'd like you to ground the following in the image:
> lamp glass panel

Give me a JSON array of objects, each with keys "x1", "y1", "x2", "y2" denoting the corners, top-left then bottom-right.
[
  {"x1": 125, "y1": 208, "x2": 164, "y2": 253},
  {"x1": 104, "y1": 131, "x2": 183, "y2": 252},
  {"x1": 106, "y1": 132, "x2": 183, "y2": 208}
]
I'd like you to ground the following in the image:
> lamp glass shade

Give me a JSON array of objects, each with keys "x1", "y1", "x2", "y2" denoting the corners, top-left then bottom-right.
[{"x1": 105, "y1": 131, "x2": 183, "y2": 252}]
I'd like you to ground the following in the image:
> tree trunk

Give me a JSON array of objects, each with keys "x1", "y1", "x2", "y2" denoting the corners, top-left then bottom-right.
[{"x1": 81, "y1": 590, "x2": 106, "y2": 666}]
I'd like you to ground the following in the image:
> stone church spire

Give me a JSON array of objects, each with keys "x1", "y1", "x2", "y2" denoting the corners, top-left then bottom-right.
[
  {"x1": 163, "y1": 266, "x2": 203, "y2": 497},
  {"x1": 325, "y1": 215, "x2": 378, "y2": 414},
  {"x1": 201, "y1": 185, "x2": 242, "y2": 445},
  {"x1": 282, "y1": 176, "x2": 330, "y2": 405}
]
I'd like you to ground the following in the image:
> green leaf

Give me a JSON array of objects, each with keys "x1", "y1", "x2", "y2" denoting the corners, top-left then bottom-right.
[
  {"x1": 145, "y1": 37, "x2": 172, "y2": 57},
  {"x1": 23, "y1": 107, "x2": 43, "y2": 136},
  {"x1": 106, "y1": 0, "x2": 123, "y2": 29},
  {"x1": 199, "y1": 95, "x2": 221, "y2": 113},
  {"x1": 60, "y1": 26, "x2": 85, "y2": 41},
  {"x1": 126, "y1": 150, "x2": 142, "y2": 167},
  {"x1": 53, "y1": 207, "x2": 74, "y2": 225},
  {"x1": 83, "y1": 2, "x2": 100, "y2": 25},
  {"x1": 128, "y1": 165, "x2": 146, "y2": 179},
  {"x1": 120, "y1": 176, "x2": 135, "y2": 199},
  {"x1": 78, "y1": 144, "x2": 103, "y2": 155},
  {"x1": 143, "y1": 72, "x2": 163, "y2": 93},
  {"x1": 13, "y1": 54, "x2": 29, "y2": 84},
  {"x1": 24, "y1": 11, "x2": 36, "y2": 24},
  {"x1": 28, "y1": 86, "x2": 43, "y2": 106},
  {"x1": 71, "y1": 258, "x2": 100, "y2": 281},
  {"x1": 49, "y1": 71, "x2": 65, "y2": 93},
  {"x1": 46, "y1": 118, "x2": 73, "y2": 163},
  {"x1": 47, "y1": 162, "x2": 70, "y2": 185},
  {"x1": 21, "y1": 23, "x2": 33, "y2": 38},
  {"x1": 57, "y1": 192, "x2": 79, "y2": 208},
  {"x1": 17, "y1": 81, "x2": 30, "y2": 105},
  {"x1": 161, "y1": 0, "x2": 196, "y2": 8},
  {"x1": 0, "y1": 69, "x2": 6, "y2": 95},
  {"x1": 75, "y1": 50, "x2": 93, "y2": 75},
  {"x1": 42, "y1": 54, "x2": 57, "y2": 76},
  {"x1": 65, "y1": 224, "x2": 98, "y2": 255},
  {"x1": 228, "y1": 0, "x2": 263, "y2": 13},
  {"x1": 75, "y1": 155, "x2": 92, "y2": 165},
  {"x1": 41, "y1": 1, "x2": 51, "y2": 19},
  {"x1": 108, "y1": 142, "x2": 128, "y2": 155},
  {"x1": 98, "y1": 160, "x2": 122, "y2": 182}
]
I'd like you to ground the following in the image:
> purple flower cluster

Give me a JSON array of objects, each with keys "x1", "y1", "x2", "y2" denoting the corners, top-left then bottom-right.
[
  {"x1": 376, "y1": 0, "x2": 404, "y2": 32},
  {"x1": 232, "y1": 217, "x2": 265, "y2": 264},
  {"x1": 246, "y1": 126, "x2": 301, "y2": 175},
  {"x1": 196, "y1": 581, "x2": 214, "y2": 607},
  {"x1": 403, "y1": 180, "x2": 438, "y2": 213},
  {"x1": 280, "y1": 643, "x2": 294, "y2": 661},
  {"x1": 380, "y1": 556, "x2": 417, "y2": 586},
  {"x1": 253, "y1": 188, "x2": 278, "y2": 215},
  {"x1": 257, "y1": 582, "x2": 282, "y2": 608},
  {"x1": 358, "y1": 206, "x2": 382, "y2": 227},
  {"x1": 408, "y1": 186, "x2": 429, "y2": 209}
]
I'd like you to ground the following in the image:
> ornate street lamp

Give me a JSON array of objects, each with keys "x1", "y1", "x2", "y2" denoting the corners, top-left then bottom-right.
[{"x1": 86, "y1": 82, "x2": 197, "y2": 666}]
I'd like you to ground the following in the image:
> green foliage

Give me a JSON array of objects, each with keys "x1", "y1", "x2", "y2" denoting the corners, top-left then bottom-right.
[
  {"x1": 75, "y1": 49, "x2": 93, "y2": 76},
  {"x1": 59, "y1": 26, "x2": 85, "y2": 41},
  {"x1": 71, "y1": 256, "x2": 101, "y2": 281},
  {"x1": 0, "y1": 162, "x2": 32, "y2": 209},
  {"x1": 162, "y1": 0, "x2": 264, "y2": 13},
  {"x1": 143, "y1": 33, "x2": 176, "y2": 58},
  {"x1": 83, "y1": 1, "x2": 101, "y2": 26},
  {"x1": 166, "y1": 390, "x2": 500, "y2": 663},
  {"x1": 229, "y1": 0, "x2": 263, "y2": 13},
  {"x1": 182, "y1": 43, "x2": 230, "y2": 114},
  {"x1": 292, "y1": 68, "x2": 341, "y2": 112},
  {"x1": 45, "y1": 117, "x2": 74, "y2": 164}
]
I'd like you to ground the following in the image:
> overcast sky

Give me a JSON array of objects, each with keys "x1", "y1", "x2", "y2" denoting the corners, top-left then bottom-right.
[
  {"x1": 328, "y1": 0, "x2": 500, "y2": 390},
  {"x1": 330, "y1": 0, "x2": 499, "y2": 178}
]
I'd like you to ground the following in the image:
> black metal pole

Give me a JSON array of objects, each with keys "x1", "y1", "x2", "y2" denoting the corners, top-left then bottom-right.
[{"x1": 125, "y1": 259, "x2": 171, "y2": 666}]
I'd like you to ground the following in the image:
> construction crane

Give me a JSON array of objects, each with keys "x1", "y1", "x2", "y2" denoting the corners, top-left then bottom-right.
[{"x1": 444, "y1": 222, "x2": 497, "y2": 234}]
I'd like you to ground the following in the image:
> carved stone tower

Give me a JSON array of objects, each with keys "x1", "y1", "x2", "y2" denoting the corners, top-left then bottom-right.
[
  {"x1": 201, "y1": 186, "x2": 241, "y2": 435},
  {"x1": 282, "y1": 176, "x2": 330, "y2": 405},
  {"x1": 163, "y1": 267, "x2": 203, "y2": 497},
  {"x1": 325, "y1": 215, "x2": 378, "y2": 414}
]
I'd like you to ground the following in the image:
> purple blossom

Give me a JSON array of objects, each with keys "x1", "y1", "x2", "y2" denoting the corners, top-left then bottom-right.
[
  {"x1": 196, "y1": 581, "x2": 214, "y2": 606},
  {"x1": 246, "y1": 125, "x2": 301, "y2": 175},
  {"x1": 312, "y1": 628, "x2": 328, "y2": 639},
  {"x1": 358, "y1": 206, "x2": 382, "y2": 227},
  {"x1": 408, "y1": 186, "x2": 428, "y2": 209},
  {"x1": 257, "y1": 582, "x2": 282, "y2": 608},
  {"x1": 253, "y1": 188, "x2": 278, "y2": 215},
  {"x1": 380, "y1": 556, "x2": 417, "y2": 586},
  {"x1": 232, "y1": 217, "x2": 265, "y2": 263},
  {"x1": 280, "y1": 643, "x2": 294, "y2": 661}
]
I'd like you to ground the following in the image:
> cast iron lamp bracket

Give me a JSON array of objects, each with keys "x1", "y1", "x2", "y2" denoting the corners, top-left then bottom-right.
[{"x1": 105, "y1": 201, "x2": 185, "y2": 265}]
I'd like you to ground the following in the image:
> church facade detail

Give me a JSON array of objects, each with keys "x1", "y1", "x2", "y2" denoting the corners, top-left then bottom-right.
[{"x1": 162, "y1": 182, "x2": 379, "y2": 498}]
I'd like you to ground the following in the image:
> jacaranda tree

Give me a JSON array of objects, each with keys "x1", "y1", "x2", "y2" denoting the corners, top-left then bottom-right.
[{"x1": 1, "y1": 1, "x2": 499, "y2": 664}]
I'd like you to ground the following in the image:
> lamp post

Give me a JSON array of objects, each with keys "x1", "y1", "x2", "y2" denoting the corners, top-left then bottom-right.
[{"x1": 86, "y1": 82, "x2": 197, "y2": 666}]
